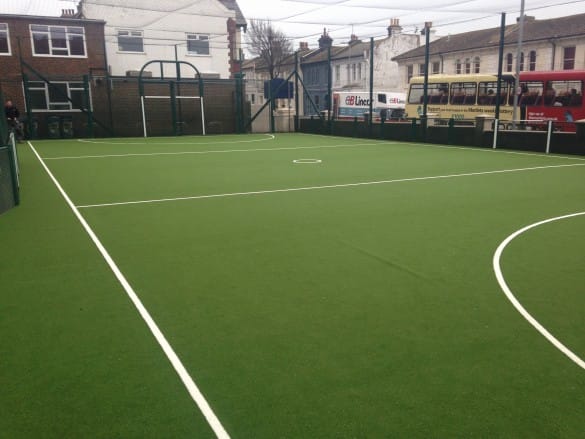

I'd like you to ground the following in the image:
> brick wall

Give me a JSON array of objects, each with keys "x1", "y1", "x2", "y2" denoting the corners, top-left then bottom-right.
[{"x1": 0, "y1": 14, "x2": 106, "y2": 112}]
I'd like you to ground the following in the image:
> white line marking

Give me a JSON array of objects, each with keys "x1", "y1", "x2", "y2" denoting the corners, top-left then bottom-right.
[
  {"x1": 293, "y1": 158, "x2": 322, "y2": 164},
  {"x1": 76, "y1": 163, "x2": 585, "y2": 209},
  {"x1": 493, "y1": 212, "x2": 585, "y2": 371},
  {"x1": 28, "y1": 141, "x2": 230, "y2": 438},
  {"x1": 76, "y1": 134, "x2": 275, "y2": 145},
  {"x1": 43, "y1": 141, "x2": 388, "y2": 160},
  {"x1": 298, "y1": 133, "x2": 585, "y2": 161},
  {"x1": 415, "y1": 141, "x2": 585, "y2": 161}
]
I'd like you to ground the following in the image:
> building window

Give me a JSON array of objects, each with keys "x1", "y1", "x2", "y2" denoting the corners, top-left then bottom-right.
[
  {"x1": 407, "y1": 64, "x2": 413, "y2": 81},
  {"x1": 563, "y1": 46, "x2": 576, "y2": 70},
  {"x1": 529, "y1": 51, "x2": 537, "y2": 71},
  {"x1": 464, "y1": 58, "x2": 471, "y2": 74},
  {"x1": 346, "y1": 64, "x2": 351, "y2": 81},
  {"x1": 473, "y1": 57, "x2": 480, "y2": 74},
  {"x1": 506, "y1": 53, "x2": 513, "y2": 72},
  {"x1": 432, "y1": 61, "x2": 440, "y2": 74},
  {"x1": 455, "y1": 59, "x2": 461, "y2": 74},
  {"x1": 335, "y1": 65, "x2": 340, "y2": 82},
  {"x1": 357, "y1": 63, "x2": 362, "y2": 80},
  {"x1": 352, "y1": 63, "x2": 356, "y2": 81},
  {"x1": 519, "y1": 52, "x2": 525, "y2": 71},
  {"x1": 0, "y1": 23, "x2": 10, "y2": 55},
  {"x1": 419, "y1": 63, "x2": 426, "y2": 75},
  {"x1": 27, "y1": 81, "x2": 90, "y2": 111},
  {"x1": 187, "y1": 33, "x2": 209, "y2": 55},
  {"x1": 118, "y1": 30, "x2": 144, "y2": 53},
  {"x1": 30, "y1": 25, "x2": 86, "y2": 57}
]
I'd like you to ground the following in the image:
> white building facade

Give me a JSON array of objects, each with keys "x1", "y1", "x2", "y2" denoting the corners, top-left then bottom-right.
[
  {"x1": 80, "y1": 0, "x2": 246, "y2": 79},
  {"x1": 393, "y1": 14, "x2": 585, "y2": 91},
  {"x1": 331, "y1": 21, "x2": 422, "y2": 93}
]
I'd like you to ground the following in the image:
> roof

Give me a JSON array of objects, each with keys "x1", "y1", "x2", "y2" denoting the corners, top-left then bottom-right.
[
  {"x1": 242, "y1": 48, "x2": 312, "y2": 72},
  {"x1": 218, "y1": 0, "x2": 247, "y2": 29},
  {"x1": 0, "y1": 13, "x2": 105, "y2": 24},
  {"x1": 393, "y1": 13, "x2": 585, "y2": 61}
]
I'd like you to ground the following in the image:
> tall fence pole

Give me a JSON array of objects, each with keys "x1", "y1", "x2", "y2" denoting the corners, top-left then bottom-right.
[
  {"x1": 492, "y1": 119, "x2": 499, "y2": 149},
  {"x1": 546, "y1": 120, "x2": 553, "y2": 154},
  {"x1": 369, "y1": 37, "x2": 374, "y2": 137},
  {"x1": 495, "y1": 13, "x2": 506, "y2": 120},
  {"x1": 295, "y1": 51, "x2": 300, "y2": 132}
]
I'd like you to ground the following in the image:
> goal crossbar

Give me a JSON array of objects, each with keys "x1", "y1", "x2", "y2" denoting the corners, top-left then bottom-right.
[{"x1": 141, "y1": 95, "x2": 206, "y2": 137}]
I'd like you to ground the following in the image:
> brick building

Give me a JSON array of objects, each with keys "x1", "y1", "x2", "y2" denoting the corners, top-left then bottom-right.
[{"x1": 0, "y1": 12, "x2": 106, "y2": 136}]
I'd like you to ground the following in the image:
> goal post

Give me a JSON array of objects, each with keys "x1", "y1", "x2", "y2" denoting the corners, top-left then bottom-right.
[
  {"x1": 140, "y1": 95, "x2": 206, "y2": 137},
  {"x1": 138, "y1": 60, "x2": 206, "y2": 137}
]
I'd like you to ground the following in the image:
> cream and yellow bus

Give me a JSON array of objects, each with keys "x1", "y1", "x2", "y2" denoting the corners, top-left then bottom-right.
[{"x1": 405, "y1": 74, "x2": 516, "y2": 121}]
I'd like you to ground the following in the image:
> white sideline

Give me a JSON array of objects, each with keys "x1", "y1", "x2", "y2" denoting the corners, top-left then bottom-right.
[
  {"x1": 76, "y1": 163, "x2": 585, "y2": 209},
  {"x1": 493, "y1": 212, "x2": 585, "y2": 371},
  {"x1": 76, "y1": 133, "x2": 275, "y2": 145},
  {"x1": 44, "y1": 141, "x2": 389, "y2": 160},
  {"x1": 28, "y1": 142, "x2": 230, "y2": 439}
]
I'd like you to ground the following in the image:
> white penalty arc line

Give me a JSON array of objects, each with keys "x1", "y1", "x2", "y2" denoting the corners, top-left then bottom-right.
[
  {"x1": 28, "y1": 142, "x2": 230, "y2": 438},
  {"x1": 76, "y1": 133, "x2": 275, "y2": 145},
  {"x1": 76, "y1": 163, "x2": 585, "y2": 209},
  {"x1": 43, "y1": 141, "x2": 390, "y2": 160},
  {"x1": 493, "y1": 211, "x2": 585, "y2": 371}
]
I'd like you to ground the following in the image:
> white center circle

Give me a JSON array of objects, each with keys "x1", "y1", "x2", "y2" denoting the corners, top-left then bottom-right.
[{"x1": 293, "y1": 159, "x2": 322, "y2": 164}]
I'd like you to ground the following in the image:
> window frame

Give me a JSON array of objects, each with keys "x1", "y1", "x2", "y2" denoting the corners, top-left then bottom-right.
[
  {"x1": 186, "y1": 33, "x2": 210, "y2": 56},
  {"x1": 473, "y1": 56, "x2": 480, "y2": 74},
  {"x1": 117, "y1": 29, "x2": 144, "y2": 53},
  {"x1": 563, "y1": 46, "x2": 576, "y2": 70},
  {"x1": 26, "y1": 80, "x2": 91, "y2": 112},
  {"x1": 30, "y1": 24, "x2": 87, "y2": 58},
  {"x1": 431, "y1": 61, "x2": 440, "y2": 75},
  {"x1": 0, "y1": 23, "x2": 11, "y2": 55},
  {"x1": 529, "y1": 50, "x2": 537, "y2": 71},
  {"x1": 506, "y1": 53, "x2": 513, "y2": 72}
]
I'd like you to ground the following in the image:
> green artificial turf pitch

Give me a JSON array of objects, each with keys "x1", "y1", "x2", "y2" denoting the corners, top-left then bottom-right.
[{"x1": 1, "y1": 133, "x2": 584, "y2": 438}]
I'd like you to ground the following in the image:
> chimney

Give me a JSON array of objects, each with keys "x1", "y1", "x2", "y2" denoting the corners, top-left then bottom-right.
[
  {"x1": 61, "y1": 7, "x2": 81, "y2": 18},
  {"x1": 299, "y1": 41, "x2": 309, "y2": 50},
  {"x1": 348, "y1": 34, "x2": 362, "y2": 45},
  {"x1": 387, "y1": 18, "x2": 402, "y2": 36},
  {"x1": 318, "y1": 28, "x2": 333, "y2": 49}
]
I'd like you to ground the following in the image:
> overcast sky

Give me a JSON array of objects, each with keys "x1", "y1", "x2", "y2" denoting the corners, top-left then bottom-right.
[{"x1": 4, "y1": 0, "x2": 585, "y2": 48}]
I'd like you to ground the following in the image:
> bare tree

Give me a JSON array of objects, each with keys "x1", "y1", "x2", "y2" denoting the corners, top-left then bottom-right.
[{"x1": 246, "y1": 20, "x2": 293, "y2": 80}]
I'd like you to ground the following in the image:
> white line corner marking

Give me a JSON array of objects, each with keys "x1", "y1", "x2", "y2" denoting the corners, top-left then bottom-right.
[
  {"x1": 28, "y1": 142, "x2": 230, "y2": 438},
  {"x1": 493, "y1": 211, "x2": 585, "y2": 370}
]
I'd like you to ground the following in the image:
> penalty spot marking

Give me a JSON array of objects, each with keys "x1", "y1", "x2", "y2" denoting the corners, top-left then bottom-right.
[
  {"x1": 293, "y1": 158, "x2": 322, "y2": 164},
  {"x1": 493, "y1": 211, "x2": 585, "y2": 371},
  {"x1": 28, "y1": 142, "x2": 231, "y2": 438}
]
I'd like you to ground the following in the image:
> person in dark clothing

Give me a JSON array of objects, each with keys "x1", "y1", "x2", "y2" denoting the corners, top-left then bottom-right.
[{"x1": 4, "y1": 99, "x2": 23, "y2": 142}]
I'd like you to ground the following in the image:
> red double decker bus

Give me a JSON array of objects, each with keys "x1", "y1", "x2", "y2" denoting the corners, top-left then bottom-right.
[{"x1": 519, "y1": 70, "x2": 584, "y2": 130}]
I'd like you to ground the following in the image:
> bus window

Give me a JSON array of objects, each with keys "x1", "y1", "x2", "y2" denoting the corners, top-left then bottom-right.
[
  {"x1": 478, "y1": 81, "x2": 508, "y2": 105},
  {"x1": 408, "y1": 83, "x2": 448, "y2": 104},
  {"x1": 377, "y1": 93, "x2": 387, "y2": 104},
  {"x1": 450, "y1": 82, "x2": 476, "y2": 105},
  {"x1": 408, "y1": 84, "x2": 424, "y2": 104},
  {"x1": 428, "y1": 83, "x2": 449, "y2": 104},
  {"x1": 548, "y1": 80, "x2": 583, "y2": 107},
  {"x1": 511, "y1": 81, "x2": 543, "y2": 106}
]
